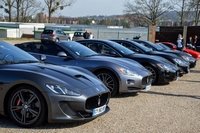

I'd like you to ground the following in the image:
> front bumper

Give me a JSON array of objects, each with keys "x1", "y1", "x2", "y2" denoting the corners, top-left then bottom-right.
[
  {"x1": 157, "y1": 70, "x2": 179, "y2": 84},
  {"x1": 189, "y1": 60, "x2": 196, "y2": 68},
  {"x1": 45, "y1": 89, "x2": 110, "y2": 123},
  {"x1": 118, "y1": 74, "x2": 152, "y2": 93}
]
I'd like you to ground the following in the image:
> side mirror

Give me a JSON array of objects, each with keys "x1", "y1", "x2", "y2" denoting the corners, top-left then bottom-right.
[
  {"x1": 39, "y1": 54, "x2": 46, "y2": 61},
  {"x1": 57, "y1": 51, "x2": 67, "y2": 57}
]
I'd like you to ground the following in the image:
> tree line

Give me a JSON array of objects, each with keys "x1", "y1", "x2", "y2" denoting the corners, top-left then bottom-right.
[
  {"x1": 1, "y1": 0, "x2": 200, "y2": 27},
  {"x1": 0, "y1": 0, "x2": 76, "y2": 23}
]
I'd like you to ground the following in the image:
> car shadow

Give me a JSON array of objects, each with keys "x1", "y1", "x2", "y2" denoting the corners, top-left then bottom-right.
[
  {"x1": 139, "y1": 91, "x2": 200, "y2": 100},
  {"x1": 190, "y1": 69, "x2": 200, "y2": 73},
  {"x1": 113, "y1": 92, "x2": 139, "y2": 98},
  {"x1": 178, "y1": 79, "x2": 200, "y2": 83},
  {"x1": 0, "y1": 115, "x2": 94, "y2": 129}
]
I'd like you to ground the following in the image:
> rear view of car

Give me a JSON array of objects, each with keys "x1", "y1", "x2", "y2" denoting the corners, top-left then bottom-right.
[
  {"x1": 72, "y1": 31, "x2": 85, "y2": 41},
  {"x1": 41, "y1": 28, "x2": 70, "y2": 43}
]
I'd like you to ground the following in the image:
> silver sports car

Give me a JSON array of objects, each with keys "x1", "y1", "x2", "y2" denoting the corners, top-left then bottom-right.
[
  {"x1": 15, "y1": 41, "x2": 153, "y2": 97},
  {"x1": 0, "y1": 41, "x2": 110, "y2": 128}
]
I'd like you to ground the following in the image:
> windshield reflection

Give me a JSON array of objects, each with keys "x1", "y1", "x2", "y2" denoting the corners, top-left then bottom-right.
[
  {"x1": 61, "y1": 41, "x2": 98, "y2": 57},
  {"x1": 0, "y1": 41, "x2": 38, "y2": 64}
]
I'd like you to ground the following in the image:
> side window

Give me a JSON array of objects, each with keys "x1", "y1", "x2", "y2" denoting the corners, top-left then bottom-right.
[
  {"x1": 16, "y1": 42, "x2": 40, "y2": 53},
  {"x1": 38, "y1": 43, "x2": 63, "y2": 56},
  {"x1": 56, "y1": 30, "x2": 61, "y2": 34},
  {"x1": 98, "y1": 44, "x2": 116, "y2": 55}
]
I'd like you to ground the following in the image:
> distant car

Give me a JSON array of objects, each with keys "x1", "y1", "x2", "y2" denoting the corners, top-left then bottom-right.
[
  {"x1": 0, "y1": 40, "x2": 110, "y2": 128},
  {"x1": 159, "y1": 42, "x2": 200, "y2": 60},
  {"x1": 77, "y1": 39, "x2": 180, "y2": 85},
  {"x1": 15, "y1": 41, "x2": 152, "y2": 97},
  {"x1": 154, "y1": 43, "x2": 196, "y2": 68},
  {"x1": 72, "y1": 31, "x2": 85, "y2": 41},
  {"x1": 132, "y1": 39, "x2": 190, "y2": 75},
  {"x1": 41, "y1": 28, "x2": 70, "y2": 43}
]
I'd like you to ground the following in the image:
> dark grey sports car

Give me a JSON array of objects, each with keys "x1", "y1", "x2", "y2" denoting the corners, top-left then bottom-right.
[
  {"x1": 0, "y1": 41, "x2": 110, "y2": 128},
  {"x1": 15, "y1": 41, "x2": 152, "y2": 97}
]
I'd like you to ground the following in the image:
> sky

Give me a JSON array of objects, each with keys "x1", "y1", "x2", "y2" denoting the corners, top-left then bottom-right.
[
  {"x1": 0, "y1": 0, "x2": 125, "y2": 18},
  {"x1": 61, "y1": 0, "x2": 125, "y2": 17}
]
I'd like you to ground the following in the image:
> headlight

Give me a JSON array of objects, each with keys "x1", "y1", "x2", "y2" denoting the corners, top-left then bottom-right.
[
  {"x1": 173, "y1": 58, "x2": 185, "y2": 66},
  {"x1": 46, "y1": 84, "x2": 81, "y2": 96},
  {"x1": 182, "y1": 55, "x2": 190, "y2": 61},
  {"x1": 157, "y1": 64, "x2": 171, "y2": 71},
  {"x1": 117, "y1": 68, "x2": 139, "y2": 76}
]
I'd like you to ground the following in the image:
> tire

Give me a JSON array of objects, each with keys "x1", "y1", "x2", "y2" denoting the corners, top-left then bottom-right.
[
  {"x1": 144, "y1": 65, "x2": 158, "y2": 85},
  {"x1": 8, "y1": 85, "x2": 47, "y2": 128},
  {"x1": 95, "y1": 70, "x2": 118, "y2": 97},
  {"x1": 55, "y1": 38, "x2": 59, "y2": 42}
]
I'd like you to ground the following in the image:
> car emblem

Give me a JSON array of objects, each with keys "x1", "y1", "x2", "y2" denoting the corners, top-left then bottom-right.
[{"x1": 97, "y1": 95, "x2": 101, "y2": 106}]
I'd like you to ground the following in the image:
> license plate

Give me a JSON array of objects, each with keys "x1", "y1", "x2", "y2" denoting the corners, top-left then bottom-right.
[
  {"x1": 144, "y1": 84, "x2": 151, "y2": 91},
  {"x1": 92, "y1": 105, "x2": 106, "y2": 116}
]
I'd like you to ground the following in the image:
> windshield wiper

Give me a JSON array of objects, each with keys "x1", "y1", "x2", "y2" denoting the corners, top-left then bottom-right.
[
  {"x1": 16, "y1": 60, "x2": 39, "y2": 63},
  {"x1": 81, "y1": 54, "x2": 100, "y2": 57}
]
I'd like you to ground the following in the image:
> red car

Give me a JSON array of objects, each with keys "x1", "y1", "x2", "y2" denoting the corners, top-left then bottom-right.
[{"x1": 158, "y1": 42, "x2": 200, "y2": 60}]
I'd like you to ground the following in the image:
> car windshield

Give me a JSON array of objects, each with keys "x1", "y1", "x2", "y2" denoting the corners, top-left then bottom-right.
[
  {"x1": 145, "y1": 41, "x2": 164, "y2": 51},
  {"x1": 107, "y1": 41, "x2": 135, "y2": 55},
  {"x1": 60, "y1": 41, "x2": 98, "y2": 57},
  {"x1": 130, "y1": 41, "x2": 152, "y2": 52},
  {"x1": 0, "y1": 41, "x2": 39, "y2": 64}
]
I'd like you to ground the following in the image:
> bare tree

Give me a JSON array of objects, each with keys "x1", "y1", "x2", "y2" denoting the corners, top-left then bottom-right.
[
  {"x1": 43, "y1": 0, "x2": 76, "y2": 23},
  {"x1": 21, "y1": 0, "x2": 41, "y2": 22},
  {"x1": 172, "y1": 0, "x2": 194, "y2": 26},
  {"x1": 124, "y1": 0, "x2": 173, "y2": 26},
  {"x1": 190, "y1": 0, "x2": 200, "y2": 26},
  {"x1": 0, "y1": 0, "x2": 15, "y2": 22}
]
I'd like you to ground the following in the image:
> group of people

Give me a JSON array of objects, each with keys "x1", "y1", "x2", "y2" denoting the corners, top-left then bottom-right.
[
  {"x1": 83, "y1": 29, "x2": 94, "y2": 39},
  {"x1": 176, "y1": 34, "x2": 200, "y2": 51}
]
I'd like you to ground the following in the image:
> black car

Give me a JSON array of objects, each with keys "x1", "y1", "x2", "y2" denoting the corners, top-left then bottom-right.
[
  {"x1": 0, "y1": 41, "x2": 110, "y2": 128},
  {"x1": 76, "y1": 39, "x2": 180, "y2": 85},
  {"x1": 113, "y1": 39, "x2": 190, "y2": 75},
  {"x1": 132, "y1": 39, "x2": 190, "y2": 74},
  {"x1": 155, "y1": 42, "x2": 196, "y2": 68},
  {"x1": 15, "y1": 41, "x2": 152, "y2": 97}
]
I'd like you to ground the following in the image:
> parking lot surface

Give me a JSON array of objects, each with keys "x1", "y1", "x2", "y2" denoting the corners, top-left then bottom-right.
[{"x1": 1, "y1": 40, "x2": 200, "y2": 132}]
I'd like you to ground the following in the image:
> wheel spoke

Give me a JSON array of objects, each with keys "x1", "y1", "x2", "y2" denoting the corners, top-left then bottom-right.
[
  {"x1": 11, "y1": 105, "x2": 23, "y2": 111},
  {"x1": 27, "y1": 94, "x2": 37, "y2": 105},
  {"x1": 29, "y1": 108, "x2": 39, "y2": 117},
  {"x1": 17, "y1": 91, "x2": 25, "y2": 104},
  {"x1": 21, "y1": 109, "x2": 27, "y2": 123}
]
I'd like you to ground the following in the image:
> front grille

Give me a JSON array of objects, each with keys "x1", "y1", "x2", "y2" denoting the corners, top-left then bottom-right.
[
  {"x1": 142, "y1": 75, "x2": 152, "y2": 85},
  {"x1": 85, "y1": 92, "x2": 110, "y2": 110}
]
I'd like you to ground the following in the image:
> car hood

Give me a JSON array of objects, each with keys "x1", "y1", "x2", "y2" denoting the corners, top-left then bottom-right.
[
  {"x1": 85, "y1": 55, "x2": 150, "y2": 73},
  {"x1": 127, "y1": 53, "x2": 174, "y2": 65},
  {"x1": 4, "y1": 63, "x2": 107, "y2": 91},
  {"x1": 147, "y1": 51, "x2": 177, "y2": 58}
]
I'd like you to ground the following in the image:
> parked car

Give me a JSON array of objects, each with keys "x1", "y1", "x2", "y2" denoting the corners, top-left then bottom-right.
[
  {"x1": 77, "y1": 39, "x2": 180, "y2": 85},
  {"x1": 0, "y1": 40, "x2": 111, "y2": 128},
  {"x1": 159, "y1": 42, "x2": 200, "y2": 60},
  {"x1": 155, "y1": 42, "x2": 196, "y2": 68},
  {"x1": 15, "y1": 41, "x2": 152, "y2": 97},
  {"x1": 131, "y1": 39, "x2": 190, "y2": 75},
  {"x1": 41, "y1": 28, "x2": 70, "y2": 43},
  {"x1": 72, "y1": 31, "x2": 85, "y2": 41}
]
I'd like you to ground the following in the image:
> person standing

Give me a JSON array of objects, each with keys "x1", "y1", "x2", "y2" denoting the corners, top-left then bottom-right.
[
  {"x1": 186, "y1": 36, "x2": 195, "y2": 50},
  {"x1": 193, "y1": 35, "x2": 200, "y2": 51},
  {"x1": 177, "y1": 34, "x2": 184, "y2": 51},
  {"x1": 89, "y1": 32, "x2": 94, "y2": 39},
  {"x1": 83, "y1": 29, "x2": 90, "y2": 39}
]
